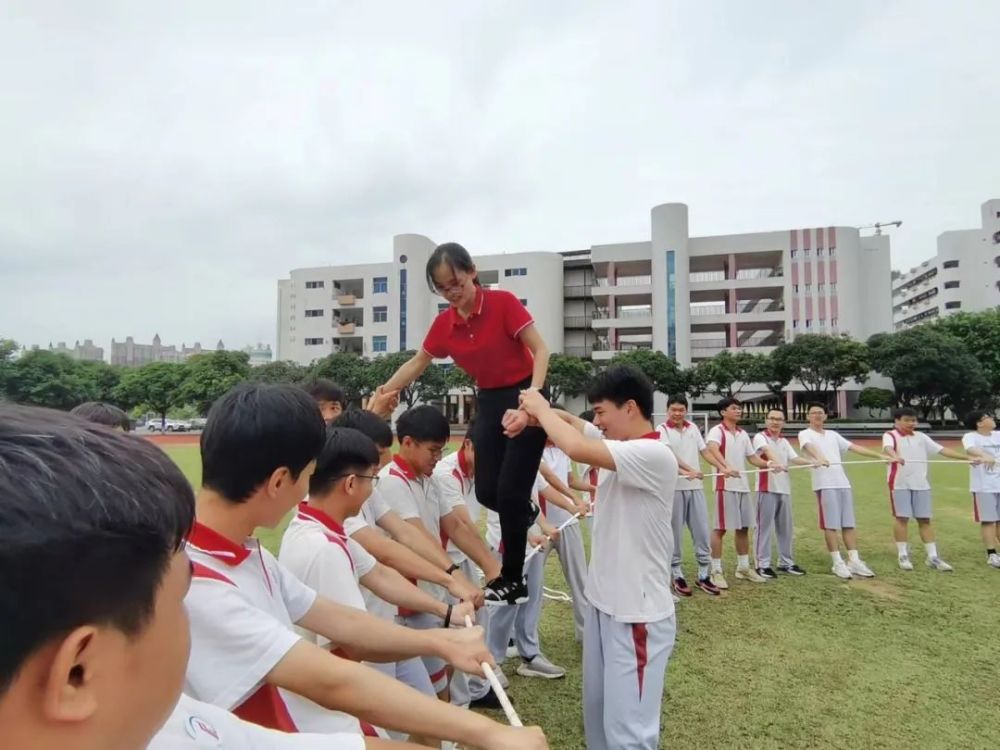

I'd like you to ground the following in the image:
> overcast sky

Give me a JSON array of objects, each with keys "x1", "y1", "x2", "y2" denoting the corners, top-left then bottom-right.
[{"x1": 2, "y1": 0, "x2": 998, "y2": 355}]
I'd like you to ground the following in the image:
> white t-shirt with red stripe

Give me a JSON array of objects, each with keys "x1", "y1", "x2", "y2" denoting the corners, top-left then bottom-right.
[
  {"x1": 429, "y1": 450, "x2": 481, "y2": 564},
  {"x1": 752, "y1": 432, "x2": 797, "y2": 495},
  {"x1": 279, "y1": 503, "x2": 378, "y2": 644},
  {"x1": 150, "y1": 694, "x2": 364, "y2": 750},
  {"x1": 882, "y1": 429, "x2": 943, "y2": 491},
  {"x1": 656, "y1": 420, "x2": 708, "y2": 492},
  {"x1": 184, "y1": 523, "x2": 363, "y2": 737},
  {"x1": 541, "y1": 444, "x2": 579, "y2": 527},
  {"x1": 706, "y1": 424, "x2": 756, "y2": 493},
  {"x1": 962, "y1": 431, "x2": 1000, "y2": 492}
]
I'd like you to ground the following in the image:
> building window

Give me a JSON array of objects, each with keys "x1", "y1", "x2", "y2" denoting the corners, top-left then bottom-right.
[
  {"x1": 943, "y1": 260, "x2": 959, "y2": 269},
  {"x1": 304, "y1": 309, "x2": 324, "y2": 317},
  {"x1": 790, "y1": 250, "x2": 798, "y2": 258},
  {"x1": 805, "y1": 284, "x2": 812, "y2": 292},
  {"x1": 792, "y1": 284, "x2": 799, "y2": 293},
  {"x1": 829, "y1": 247, "x2": 836, "y2": 257},
  {"x1": 504, "y1": 268, "x2": 527, "y2": 277},
  {"x1": 399, "y1": 269, "x2": 407, "y2": 349},
  {"x1": 438, "y1": 302, "x2": 450, "y2": 313},
  {"x1": 817, "y1": 284, "x2": 825, "y2": 293},
  {"x1": 805, "y1": 319, "x2": 813, "y2": 329},
  {"x1": 373, "y1": 336, "x2": 388, "y2": 353},
  {"x1": 305, "y1": 280, "x2": 325, "y2": 289},
  {"x1": 792, "y1": 320, "x2": 799, "y2": 329},
  {"x1": 519, "y1": 298, "x2": 528, "y2": 306},
  {"x1": 373, "y1": 277, "x2": 388, "y2": 294},
  {"x1": 304, "y1": 337, "x2": 324, "y2": 346},
  {"x1": 829, "y1": 283, "x2": 837, "y2": 292},
  {"x1": 666, "y1": 250, "x2": 677, "y2": 359},
  {"x1": 945, "y1": 301, "x2": 961, "y2": 310},
  {"x1": 803, "y1": 249, "x2": 811, "y2": 258},
  {"x1": 944, "y1": 281, "x2": 960, "y2": 290},
  {"x1": 373, "y1": 306, "x2": 388, "y2": 323}
]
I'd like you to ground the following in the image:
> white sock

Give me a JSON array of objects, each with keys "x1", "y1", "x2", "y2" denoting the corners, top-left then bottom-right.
[
  {"x1": 831, "y1": 551, "x2": 843, "y2": 564},
  {"x1": 925, "y1": 542, "x2": 938, "y2": 559},
  {"x1": 672, "y1": 566, "x2": 684, "y2": 579},
  {"x1": 896, "y1": 542, "x2": 909, "y2": 557},
  {"x1": 847, "y1": 549, "x2": 860, "y2": 563},
  {"x1": 737, "y1": 554, "x2": 750, "y2": 569},
  {"x1": 697, "y1": 564, "x2": 710, "y2": 580},
  {"x1": 710, "y1": 558, "x2": 723, "y2": 574}
]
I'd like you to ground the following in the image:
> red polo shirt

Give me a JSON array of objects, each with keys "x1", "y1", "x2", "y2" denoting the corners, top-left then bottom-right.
[{"x1": 421, "y1": 287, "x2": 535, "y2": 389}]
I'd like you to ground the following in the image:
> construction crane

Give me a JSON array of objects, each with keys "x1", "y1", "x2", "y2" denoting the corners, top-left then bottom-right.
[{"x1": 858, "y1": 220, "x2": 902, "y2": 235}]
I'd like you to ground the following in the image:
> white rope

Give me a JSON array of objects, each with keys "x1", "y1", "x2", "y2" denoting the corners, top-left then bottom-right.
[{"x1": 463, "y1": 615, "x2": 522, "y2": 726}]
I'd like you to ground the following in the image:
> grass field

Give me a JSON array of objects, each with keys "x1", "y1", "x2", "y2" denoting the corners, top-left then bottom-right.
[{"x1": 163, "y1": 442, "x2": 999, "y2": 749}]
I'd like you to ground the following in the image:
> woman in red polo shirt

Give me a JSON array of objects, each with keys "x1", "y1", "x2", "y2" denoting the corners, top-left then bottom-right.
[{"x1": 379, "y1": 242, "x2": 550, "y2": 606}]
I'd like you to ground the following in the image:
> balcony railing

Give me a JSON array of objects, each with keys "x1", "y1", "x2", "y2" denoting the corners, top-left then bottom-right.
[
  {"x1": 336, "y1": 322, "x2": 358, "y2": 335},
  {"x1": 563, "y1": 315, "x2": 590, "y2": 328},
  {"x1": 736, "y1": 267, "x2": 783, "y2": 280},
  {"x1": 563, "y1": 346, "x2": 593, "y2": 357},
  {"x1": 618, "y1": 307, "x2": 653, "y2": 319},
  {"x1": 594, "y1": 275, "x2": 652, "y2": 287},
  {"x1": 593, "y1": 341, "x2": 653, "y2": 352},
  {"x1": 335, "y1": 294, "x2": 358, "y2": 305},
  {"x1": 563, "y1": 284, "x2": 591, "y2": 298},
  {"x1": 690, "y1": 304, "x2": 727, "y2": 317}
]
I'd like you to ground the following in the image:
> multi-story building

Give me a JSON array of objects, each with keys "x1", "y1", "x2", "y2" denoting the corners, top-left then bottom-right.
[
  {"x1": 278, "y1": 203, "x2": 892, "y2": 372},
  {"x1": 49, "y1": 339, "x2": 104, "y2": 362},
  {"x1": 110, "y1": 335, "x2": 226, "y2": 367},
  {"x1": 242, "y1": 343, "x2": 274, "y2": 367},
  {"x1": 892, "y1": 199, "x2": 1000, "y2": 330}
]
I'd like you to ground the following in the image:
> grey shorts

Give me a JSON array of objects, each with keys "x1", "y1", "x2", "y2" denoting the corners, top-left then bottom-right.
[
  {"x1": 891, "y1": 489, "x2": 932, "y2": 519},
  {"x1": 816, "y1": 488, "x2": 856, "y2": 530},
  {"x1": 973, "y1": 492, "x2": 1000, "y2": 523},
  {"x1": 713, "y1": 490, "x2": 755, "y2": 531}
]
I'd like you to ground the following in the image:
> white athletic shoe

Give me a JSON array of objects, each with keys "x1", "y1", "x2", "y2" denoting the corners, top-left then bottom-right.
[
  {"x1": 988, "y1": 553, "x2": 1000, "y2": 569},
  {"x1": 735, "y1": 566, "x2": 767, "y2": 583},
  {"x1": 709, "y1": 571, "x2": 729, "y2": 590},
  {"x1": 927, "y1": 556, "x2": 953, "y2": 572},
  {"x1": 848, "y1": 559, "x2": 875, "y2": 578},
  {"x1": 832, "y1": 561, "x2": 853, "y2": 579},
  {"x1": 505, "y1": 644, "x2": 518, "y2": 660},
  {"x1": 898, "y1": 554, "x2": 914, "y2": 571},
  {"x1": 516, "y1": 654, "x2": 566, "y2": 680}
]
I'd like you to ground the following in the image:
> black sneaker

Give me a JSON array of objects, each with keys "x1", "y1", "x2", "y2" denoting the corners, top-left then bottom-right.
[
  {"x1": 757, "y1": 567, "x2": 778, "y2": 580},
  {"x1": 673, "y1": 576, "x2": 693, "y2": 596},
  {"x1": 778, "y1": 564, "x2": 807, "y2": 576},
  {"x1": 484, "y1": 576, "x2": 529, "y2": 606},
  {"x1": 470, "y1": 687, "x2": 503, "y2": 710}
]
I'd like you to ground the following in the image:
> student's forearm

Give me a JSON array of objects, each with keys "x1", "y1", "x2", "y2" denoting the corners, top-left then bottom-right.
[
  {"x1": 298, "y1": 598, "x2": 446, "y2": 663},
  {"x1": 747, "y1": 454, "x2": 770, "y2": 470},
  {"x1": 939, "y1": 448, "x2": 969, "y2": 461},
  {"x1": 800, "y1": 444, "x2": 825, "y2": 463},
  {"x1": 444, "y1": 520, "x2": 501, "y2": 580},
  {"x1": 790, "y1": 456, "x2": 815, "y2": 467},
  {"x1": 534, "y1": 407, "x2": 613, "y2": 468},
  {"x1": 540, "y1": 487, "x2": 580, "y2": 515},
  {"x1": 362, "y1": 567, "x2": 449, "y2": 620},
  {"x1": 849, "y1": 444, "x2": 887, "y2": 460},
  {"x1": 397, "y1": 519, "x2": 454, "y2": 568},
  {"x1": 701, "y1": 448, "x2": 728, "y2": 473},
  {"x1": 568, "y1": 473, "x2": 594, "y2": 491},
  {"x1": 539, "y1": 462, "x2": 574, "y2": 498},
  {"x1": 356, "y1": 529, "x2": 454, "y2": 588}
]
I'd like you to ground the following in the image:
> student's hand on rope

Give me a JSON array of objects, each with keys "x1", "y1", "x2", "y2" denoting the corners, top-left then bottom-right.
[
  {"x1": 768, "y1": 462, "x2": 788, "y2": 473},
  {"x1": 483, "y1": 725, "x2": 550, "y2": 750},
  {"x1": 539, "y1": 520, "x2": 559, "y2": 542},
  {"x1": 364, "y1": 386, "x2": 400, "y2": 418},
  {"x1": 449, "y1": 599, "x2": 476, "y2": 628},
  {"x1": 814, "y1": 459, "x2": 830, "y2": 468},
  {"x1": 969, "y1": 456, "x2": 987, "y2": 466},
  {"x1": 502, "y1": 408, "x2": 530, "y2": 438},
  {"x1": 724, "y1": 466, "x2": 742, "y2": 479},
  {"x1": 448, "y1": 576, "x2": 484, "y2": 610},
  {"x1": 887, "y1": 455, "x2": 904, "y2": 465},
  {"x1": 680, "y1": 468, "x2": 703, "y2": 480},
  {"x1": 574, "y1": 498, "x2": 591, "y2": 517},
  {"x1": 437, "y1": 624, "x2": 494, "y2": 675},
  {"x1": 529, "y1": 533, "x2": 548, "y2": 547}
]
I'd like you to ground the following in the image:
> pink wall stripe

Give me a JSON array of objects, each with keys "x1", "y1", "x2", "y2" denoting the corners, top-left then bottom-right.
[
  {"x1": 817, "y1": 263, "x2": 826, "y2": 284},
  {"x1": 829, "y1": 260, "x2": 838, "y2": 284},
  {"x1": 791, "y1": 263, "x2": 799, "y2": 284},
  {"x1": 805, "y1": 297, "x2": 813, "y2": 318},
  {"x1": 818, "y1": 297, "x2": 827, "y2": 320},
  {"x1": 816, "y1": 228, "x2": 825, "y2": 251},
  {"x1": 804, "y1": 263, "x2": 812, "y2": 284},
  {"x1": 792, "y1": 298, "x2": 800, "y2": 320},
  {"x1": 790, "y1": 230, "x2": 798, "y2": 252},
  {"x1": 802, "y1": 228, "x2": 811, "y2": 251},
  {"x1": 828, "y1": 227, "x2": 836, "y2": 249},
  {"x1": 831, "y1": 296, "x2": 839, "y2": 319}
]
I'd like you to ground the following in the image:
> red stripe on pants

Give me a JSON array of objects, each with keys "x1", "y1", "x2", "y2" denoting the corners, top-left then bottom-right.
[
  {"x1": 716, "y1": 490, "x2": 726, "y2": 530},
  {"x1": 973, "y1": 493, "x2": 981, "y2": 523},
  {"x1": 631, "y1": 623, "x2": 648, "y2": 700},
  {"x1": 816, "y1": 490, "x2": 826, "y2": 530}
]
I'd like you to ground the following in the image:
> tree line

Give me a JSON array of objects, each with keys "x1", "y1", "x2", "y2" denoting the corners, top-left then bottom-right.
[{"x1": 2, "y1": 310, "x2": 998, "y2": 422}]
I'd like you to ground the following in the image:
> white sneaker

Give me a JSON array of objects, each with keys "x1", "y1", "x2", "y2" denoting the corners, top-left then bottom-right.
[
  {"x1": 832, "y1": 560, "x2": 853, "y2": 579},
  {"x1": 504, "y1": 644, "x2": 518, "y2": 660},
  {"x1": 848, "y1": 559, "x2": 875, "y2": 578},
  {"x1": 898, "y1": 554, "x2": 913, "y2": 571},
  {"x1": 735, "y1": 566, "x2": 767, "y2": 583},
  {"x1": 988, "y1": 553, "x2": 1000, "y2": 569},
  {"x1": 927, "y1": 556, "x2": 953, "y2": 572},
  {"x1": 516, "y1": 654, "x2": 566, "y2": 680}
]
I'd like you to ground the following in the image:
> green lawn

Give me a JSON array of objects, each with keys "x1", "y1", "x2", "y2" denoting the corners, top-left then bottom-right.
[{"x1": 164, "y1": 444, "x2": 998, "y2": 749}]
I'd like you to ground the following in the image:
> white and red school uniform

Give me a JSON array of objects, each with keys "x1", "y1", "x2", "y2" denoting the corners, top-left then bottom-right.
[
  {"x1": 882, "y1": 429, "x2": 943, "y2": 492},
  {"x1": 430, "y1": 449, "x2": 482, "y2": 571},
  {"x1": 184, "y1": 522, "x2": 372, "y2": 738},
  {"x1": 962, "y1": 431, "x2": 1000, "y2": 522},
  {"x1": 581, "y1": 422, "x2": 678, "y2": 750}
]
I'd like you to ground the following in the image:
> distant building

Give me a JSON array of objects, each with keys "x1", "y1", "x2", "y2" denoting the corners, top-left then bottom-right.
[
  {"x1": 110, "y1": 335, "x2": 227, "y2": 367},
  {"x1": 242, "y1": 343, "x2": 273, "y2": 367},
  {"x1": 892, "y1": 198, "x2": 1000, "y2": 330},
  {"x1": 48, "y1": 339, "x2": 104, "y2": 362}
]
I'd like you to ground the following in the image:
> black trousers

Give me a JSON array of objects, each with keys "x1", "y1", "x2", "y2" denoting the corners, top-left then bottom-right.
[{"x1": 473, "y1": 378, "x2": 548, "y2": 582}]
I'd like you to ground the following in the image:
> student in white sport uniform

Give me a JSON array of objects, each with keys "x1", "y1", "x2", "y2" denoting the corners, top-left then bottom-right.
[
  {"x1": 960, "y1": 410, "x2": 1000, "y2": 568},
  {"x1": 185, "y1": 384, "x2": 547, "y2": 750},
  {"x1": 752, "y1": 409, "x2": 817, "y2": 579},
  {"x1": 519, "y1": 365, "x2": 678, "y2": 750},
  {"x1": 705, "y1": 397, "x2": 776, "y2": 588},
  {"x1": 797, "y1": 402, "x2": 899, "y2": 581},
  {"x1": 656, "y1": 394, "x2": 727, "y2": 596},
  {"x1": 882, "y1": 407, "x2": 973, "y2": 572}
]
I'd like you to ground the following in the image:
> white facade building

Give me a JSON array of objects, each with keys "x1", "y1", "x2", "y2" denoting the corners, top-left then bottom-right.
[
  {"x1": 892, "y1": 199, "x2": 1000, "y2": 330},
  {"x1": 278, "y1": 202, "x2": 892, "y2": 372}
]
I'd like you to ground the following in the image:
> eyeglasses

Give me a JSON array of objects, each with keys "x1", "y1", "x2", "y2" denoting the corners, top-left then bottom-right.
[
  {"x1": 334, "y1": 474, "x2": 380, "y2": 488},
  {"x1": 434, "y1": 274, "x2": 468, "y2": 296},
  {"x1": 421, "y1": 444, "x2": 445, "y2": 458}
]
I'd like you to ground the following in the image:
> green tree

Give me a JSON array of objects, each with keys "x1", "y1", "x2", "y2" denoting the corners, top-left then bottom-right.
[
  {"x1": 247, "y1": 360, "x2": 310, "y2": 385},
  {"x1": 770, "y1": 334, "x2": 870, "y2": 398},
  {"x1": 0, "y1": 338, "x2": 18, "y2": 397},
  {"x1": 688, "y1": 350, "x2": 761, "y2": 397},
  {"x1": 855, "y1": 387, "x2": 896, "y2": 418},
  {"x1": 547, "y1": 353, "x2": 593, "y2": 404},
  {"x1": 935, "y1": 310, "x2": 1000, "y2": 394},
  {"x1": 77, "y1": 360, "x2": 124, "y2": 404},
  {"x1": 745, "y1": 352, "x2": 795, "y2": 400},
  {"x1": 113, "y1": 362, "x2": 187, "y2": 426},
  {"x1": 610, "y1": 349, "x2": 688, "y2": 396},
  {"x1": 445, "y1": 365, "x2": 478, "y2": 397},
  {"x1": 2, "y1": 350, "x2": 99, "y2": 409},
  {"x1": 408, "y1": 363, "x2": 449, "y2": 409},
  {"x1": 178, "y1": 351, "x2": 252, "y2": 415},
  {"x1": 310, "y1": 352, "x2": 371, "y2": 405}
]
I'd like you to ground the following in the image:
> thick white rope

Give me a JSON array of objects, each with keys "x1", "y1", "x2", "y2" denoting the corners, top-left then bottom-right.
[{"x1": 464, "y1": 615, "x2": 522, "y2": 726}]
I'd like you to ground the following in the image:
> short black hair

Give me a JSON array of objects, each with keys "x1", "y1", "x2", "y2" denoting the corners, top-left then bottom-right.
[
  {"x1": 396, "y1": 405, "x2": 450, "y2": 443},
  {"x1": 201, "y1": 384, "x2": 326, "y2": 503},
  {"x1": 964, "y1": 410, "x2": 993, "y2": 430},
  {"x1": 464, "y1": 417, "x2": 477, "y2": 442},
  {"x1": 667, "y1": 394, "x2": 688, "y2": 408},
  {"x1": 806, "y1": 402, "x2": 828, "y2": 414},
  {"x1": 716, "y1": 397, "x2": 742, "y2": 414},
  {"x1": 301, "y1": 379, "x2": 345, "y2": 405},
  {"x1": 579, "y1": 409, "x2": 595, "y2": 423},
  {"x1": 426, "y1": 242, "x2": 480, "y2": 294},
  {"x1": 892, "y1": 407, "x2": 918, "y2": 420},
  {"x1": 587, "y1": 365, "x2": 654, "y2": 420},
  {"x1": 331, "y1": 409, "x2": 394, "y2": 449},
  {"x1": 71, "y1": 401, "x2": 131, "y2": 431},
  {"x1": 0, "y1": 405, "x2": 194, "y2": 694},
  {"x1": 310, "y1": 427, "x2": 380, "y2": 496}
]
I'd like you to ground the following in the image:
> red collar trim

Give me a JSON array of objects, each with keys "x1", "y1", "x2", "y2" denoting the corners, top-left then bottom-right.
[
  {"x1": 719, "y1": 423, "x2": 743, "y2": 434},
  {"x1": 456, "y1": 448, "x2": 472, "y2": 479},
  {"x1": 665, "y1": 420, "x2": 693, "y2": 431},
  {"x1": 391, "y1": 454, "x2": 419, "y2": 481},
  {"x1": 297, "y1": 502, "x2": 346, "y2": 536},
  {"x1": 188, "y1": 522, "x2": 251, "y2": 566},
  {"x1": 449, "y1": 286, "x2": 486, "y2": 328},
  {"x1": 637, "y1": 431, "x2": 660, "y2": 441}
]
